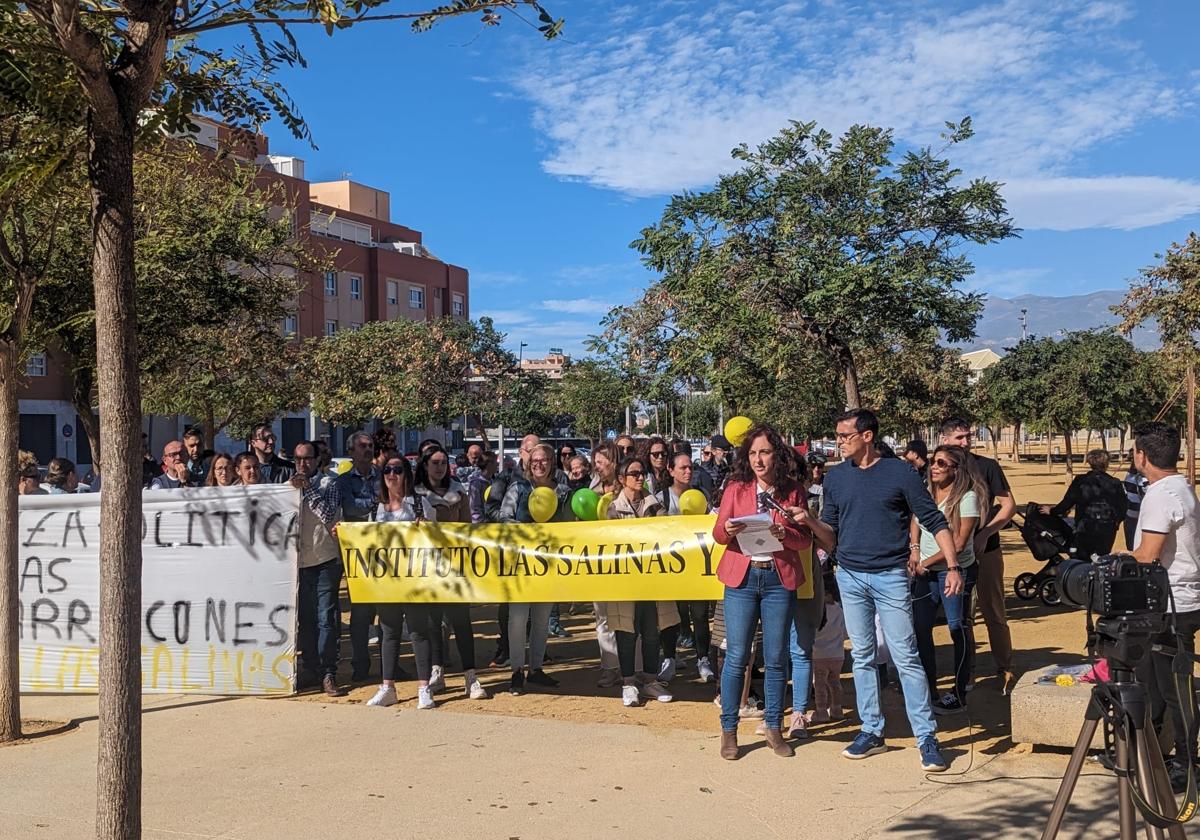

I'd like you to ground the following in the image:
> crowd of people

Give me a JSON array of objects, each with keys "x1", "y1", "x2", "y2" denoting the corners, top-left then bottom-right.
[{"x1": 14, "y1": 411, "x2": 1199, "y2": 784}]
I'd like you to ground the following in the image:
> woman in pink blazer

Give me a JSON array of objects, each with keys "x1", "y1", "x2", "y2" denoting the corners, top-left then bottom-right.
[{"x1": 712, "y1": 423, "x2": 812, "y2": 760}]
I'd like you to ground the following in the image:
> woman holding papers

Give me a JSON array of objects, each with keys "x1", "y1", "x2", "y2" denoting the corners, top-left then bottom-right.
[{"x1": 712, "y1": 424, "x2": 813, "y2": 760}]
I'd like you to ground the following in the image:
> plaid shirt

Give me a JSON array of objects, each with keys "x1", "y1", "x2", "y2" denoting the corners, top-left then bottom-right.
[{"x1": 301, "y1": 476, "x2": 342, "y2": 527}]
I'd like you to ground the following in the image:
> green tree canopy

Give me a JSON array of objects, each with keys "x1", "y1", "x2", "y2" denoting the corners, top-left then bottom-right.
[
  {"x1": 618, "y1": 117, "x2": 1015, "y2": 410},
  {"x1": 554, "y1": 359, "x2": 626, "y2": 443}
]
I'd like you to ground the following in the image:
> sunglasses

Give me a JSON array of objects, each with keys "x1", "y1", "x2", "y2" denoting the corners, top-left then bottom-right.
[
  {"x1": 382, "y1": 465, "x2": 407, "y2": 475},
  {"x1": 618, "y1": 446, "x2": 634, "y2": 453},
  {"x1": 650, "y1": 450, "x2": 666, "y2": 457},
  {"x1": 623, "y1": 470, "x2": 645, "y2": 479},
  {"x1": 931, "y1": 458, "x2": 955, "y2": 469}
]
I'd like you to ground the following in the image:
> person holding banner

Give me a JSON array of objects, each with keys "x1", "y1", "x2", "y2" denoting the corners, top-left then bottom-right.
[
  {"x1": 604, "y1": 456, "x2": 678, "y2": 707},
  {"x1": 368, "y1": 455, "x2": 437, "y2": 708},
  {"x1": 339, "y1": 431, "x2": 383, "y2": 684},
  {"x1": 415, "y1": 446, "x2": 489, "y2": 700},
  {"x1": 499, "y1": 443, "x2": 568, "y2": 695},
  {"x1": 292, "y1": 441, "x2": 348, "y2": 698},
  {"x1": 588, "y1": 442, "x2": 624, "y2": 687},
  {"x1": 657, "y1": 451, "x2": 716, "y2": 684},
  {"x1": 713, "y1": 424, "x2": 811, "y2": 760}
]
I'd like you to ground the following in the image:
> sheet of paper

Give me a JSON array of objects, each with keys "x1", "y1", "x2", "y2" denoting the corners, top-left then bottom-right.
[{"x1": 729, "y1": 512, "x2": 783, "y2": 554}]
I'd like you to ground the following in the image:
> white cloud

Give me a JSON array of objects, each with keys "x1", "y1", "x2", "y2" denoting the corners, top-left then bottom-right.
[
  {"x1": 511, "y1": 0, "x2": 1196, "y2": 229},
  {"x1": 1003, "y1": 176, "x2": 1200, "y2": 230},
  {"x1": 542, "y1": 297, "x2": 614, "y2": 315},
  {"x1": 964, "y1": 267, "x2": 1053, "y2": 297}
]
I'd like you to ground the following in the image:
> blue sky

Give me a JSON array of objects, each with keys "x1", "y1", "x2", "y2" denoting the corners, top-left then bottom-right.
[{"x1": 218, "y1": 0, "x2": 1200, "y2": 356}]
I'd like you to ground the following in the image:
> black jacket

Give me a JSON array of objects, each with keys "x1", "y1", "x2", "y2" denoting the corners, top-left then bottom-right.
[{"x1": 1051, "y1": 471, "x2": 1129, "y2": 533}]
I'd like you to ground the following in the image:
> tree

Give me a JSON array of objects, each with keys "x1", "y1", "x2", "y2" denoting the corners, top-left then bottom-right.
[
  {"x1": 858, "y1": 335, "x2": 973, "y2": 440},
  {"x1": 975, "y1": 337, "x2": 1060, "y2": 462},
  {"x1": 494, "y1": 371, "x2": 558, "y2": 437},
  {"x1": 627, "y1": 118, "x2": 1015, "y2": 410},
  {"x1": 308, "y1": 318, "x2": 494, "y2": 429},
  {"x1": 680, "y1": 391, "x2": 721, "y2": 439},
  {"x1": 1042, "y1": 330, "x2": 1141, "y2": 474},
  {"x1": 1114, "y1": 233, "x2": 1200, "y2": 358},
  {"x1": 0, "y1": 19, "x2": 91, "y2": 738},
  {"x1": 5, "y1": 2, "x2": 561, "y2": 833},
  {"x1": 554, "y1": 359, "x2": 627, "y2": 443}
]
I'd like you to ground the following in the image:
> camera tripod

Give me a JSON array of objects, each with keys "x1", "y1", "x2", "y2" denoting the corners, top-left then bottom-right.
[{"x1": 1042, "y1": 664, "x2": 1187, "y2": 840}]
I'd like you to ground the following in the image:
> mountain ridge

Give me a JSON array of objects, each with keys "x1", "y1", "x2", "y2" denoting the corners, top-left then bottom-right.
[{"x1": 959, "y1": 289, "x2": 1158, "y2": 352}]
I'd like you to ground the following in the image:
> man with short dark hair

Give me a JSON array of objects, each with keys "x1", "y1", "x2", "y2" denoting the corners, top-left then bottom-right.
[
  {"x1": 940, "y1": 417, "x2": 1016, "y2": 694},
  {"x1": 700, "y1": 434, "x2": 732, "y2": 499},
  {"x1": 902, "y1": 440, "x2": 928, "y2": 478},
  {"x1": 292, "y1": 440, "x2": 346, "y2": 697},
  {"x1": 182, "y1": 427, "x2": 212, "y2": 485},
  {"x1": 1130, "y1": 421, "x2": 1200, "y2": 791},
  {"x1": 249, "y1": 422, "x2": 295, "y2": 483},
  {"x1": 337, "y1": 430, "x2": 381, "y2": 683},
  {"x1": 804, "y1": 408, "x2": 958, "y2": 772}
]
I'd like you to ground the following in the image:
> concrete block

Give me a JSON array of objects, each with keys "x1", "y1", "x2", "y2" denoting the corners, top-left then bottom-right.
[{"x1": 1010, "y1": 666, "x2": 1102, "y2": 749}]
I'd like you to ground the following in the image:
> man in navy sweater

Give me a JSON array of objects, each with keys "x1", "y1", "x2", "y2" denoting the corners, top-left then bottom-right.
[{"x1": 801, "y1": 409, "x2": 960, "y2": 772}]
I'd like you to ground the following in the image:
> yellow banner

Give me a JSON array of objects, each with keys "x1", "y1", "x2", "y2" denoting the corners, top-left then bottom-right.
[{"x1": 339, "y1": 515, "x2": 736, "y2": 603}]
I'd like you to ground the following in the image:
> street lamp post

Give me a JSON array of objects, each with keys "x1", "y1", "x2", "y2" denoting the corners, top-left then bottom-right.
[{"x1": 1020, "y1": 308, "x2": 1028, "y2": 341}]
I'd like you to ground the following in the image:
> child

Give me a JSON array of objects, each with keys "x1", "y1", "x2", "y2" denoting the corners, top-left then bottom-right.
[{"x1": 810, "y1": 574, "x2": 846, "y2": 724}]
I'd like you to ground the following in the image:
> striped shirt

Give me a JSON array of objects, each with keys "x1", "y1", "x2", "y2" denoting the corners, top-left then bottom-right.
[{"x1": 1123, "y1": 469, "x2": 1148, "y2": 519}]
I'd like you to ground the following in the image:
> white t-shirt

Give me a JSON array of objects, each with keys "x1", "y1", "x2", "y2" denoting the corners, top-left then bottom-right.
[{"x1": 1135, "y1": 474, "x2": 1200, "y2": 613}]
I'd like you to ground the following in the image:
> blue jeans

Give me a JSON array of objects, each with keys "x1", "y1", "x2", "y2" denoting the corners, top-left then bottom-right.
[
  {"x1": 912, "y1": 564, "x2": 978, "y2": 699},
  {"x1": 298, "y1": 558, "x2": 343, "y2": 678},
  {"x1": 836, "y1": 566, "x2": 936, "y2": 740},
  {"x1": 789, "y1": 605, "x2": 817, "y2": 714},
  {"x1": 720, "y1": 565, "x2": 793, "y2": 731}
]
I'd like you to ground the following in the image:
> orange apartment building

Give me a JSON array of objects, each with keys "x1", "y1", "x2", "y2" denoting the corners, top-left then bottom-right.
[{"x1": 17, "y1": 119, "x2": 470, "y2": 468}]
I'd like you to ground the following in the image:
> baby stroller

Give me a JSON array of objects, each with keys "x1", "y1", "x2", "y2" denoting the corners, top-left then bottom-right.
[{"x1": 1013, "y1": 502, "x2": 1075, "y2": 606}]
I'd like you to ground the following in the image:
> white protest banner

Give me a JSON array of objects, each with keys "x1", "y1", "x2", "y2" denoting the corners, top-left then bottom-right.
[{"x1": 18, "y1": 485, "x2": 299, "y2": 695}]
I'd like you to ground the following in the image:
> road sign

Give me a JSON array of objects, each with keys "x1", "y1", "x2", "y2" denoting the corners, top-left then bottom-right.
[
  {"x1": 62, "y1": 424, "x2": 73, "y2": 438},
  {"x1": 605, "y1": 429, "x2": 617, "y2": 440}
]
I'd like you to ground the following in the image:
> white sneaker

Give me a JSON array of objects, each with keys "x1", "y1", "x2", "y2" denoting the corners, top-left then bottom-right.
[
  {"x1": 739, "y1": 703, "x2": 764, "y2": 719},
  {"x1": 697, "y1": 656, "x2": 715, "y2": 683},
  {"x1": 622, "y1": 685, "x2": 641, "y2": 707},
  {"x1": 417, "y1": 686, "x2": 436, "y2": 709},
  {"x1": 597, "y1": 668, "x2": 621, "y2": 688},
  {"x1": 639, "y1": 680, "x2": 673, "y2": 703},
  {"x1": 658, "y1": 658, "x2": 677, "y2": 683},
  {"x1": 366, "y1": 685, "x2": 397, "y2": 707},
  {"x1": 467, "y1": 679, "x2": 489, "y2": 700},
  {"x1": 428, "y1": 665, "x2": 446, "y2": 694}
]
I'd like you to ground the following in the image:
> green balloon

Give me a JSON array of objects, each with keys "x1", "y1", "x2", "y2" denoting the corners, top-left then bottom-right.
[{"x1": 571, "y1": 488, "x2": 600, "y2": 521}]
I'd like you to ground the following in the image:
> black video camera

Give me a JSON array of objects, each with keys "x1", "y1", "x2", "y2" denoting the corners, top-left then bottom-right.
[{"x1": 1057, "y1": 553, "x2": 1171, "y2": 617}]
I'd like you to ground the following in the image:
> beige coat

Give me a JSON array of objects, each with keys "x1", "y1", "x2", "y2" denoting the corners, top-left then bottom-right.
[{"x1": 601, "y1": 491, "x2": 681, "y2": 633}]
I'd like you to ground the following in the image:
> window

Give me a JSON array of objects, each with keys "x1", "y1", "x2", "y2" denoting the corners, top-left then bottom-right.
[
  {"x1": 25, "y1": 353, "x2": 46, "y2": 377},
  {"x1": 350, "y1": 322, "x2": 362, "y2": 331},
  {"x1": 349, "y1": 276, "x2": 362, "y2": 300},
  {"x1": 452, "y1": 294, "x2": 465, "y2": 316},
  {"x1": 324, "y1": 320, "x2": 338, "y2": 337},
  {"x1": 409, "y1": 286, "x2": 425, "y2": 309},
  {"x1": 282, "y1": 314, "x2": 298, "y2": 336},
  {"x1": 387, "y1": 280, "x2": 398, "y2": 305},
  {"x1": 324, "y1": 271, "x2": 338, "y2": 297}
]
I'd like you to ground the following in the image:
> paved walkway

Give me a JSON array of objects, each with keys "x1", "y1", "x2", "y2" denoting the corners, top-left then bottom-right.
[{"x1": 0, "y1": 693, "x2": 1136, "y2": 839}]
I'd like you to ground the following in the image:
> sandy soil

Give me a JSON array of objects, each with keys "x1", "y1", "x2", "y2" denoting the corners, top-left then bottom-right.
[{"x1": 296, "y1": 460, "x2": 1107, "y2": 756}]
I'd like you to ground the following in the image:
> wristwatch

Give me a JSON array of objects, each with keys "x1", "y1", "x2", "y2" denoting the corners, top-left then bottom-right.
[{"x1": 946, "y1": 566, "x2": 963, "y2": 575}]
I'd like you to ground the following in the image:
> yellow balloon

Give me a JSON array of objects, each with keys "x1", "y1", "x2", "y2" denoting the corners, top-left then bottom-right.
[
  {"x1": 528, "y1": 486, "x2": 558, "y2": 523},
  {"x1": 335, "y1": 459, "x2": 353, "y2": 475},
  {"x1": 679, "y1": 488, "x2": 708, "y2": 516},
  {"x1": 596, "y1": 492, "x2": 614, "y2": 520},
  {"x1": 724, "y1": 415, "x2": 754, "y2": 447},
  {"x1": 484, "y1": 485, "x2": 491, "y2": 502}
]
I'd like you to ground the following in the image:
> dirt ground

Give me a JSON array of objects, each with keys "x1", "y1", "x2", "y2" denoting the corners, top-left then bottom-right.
[{"x1": 296, "y1": 459, "x2": 1107, "y2": 757}]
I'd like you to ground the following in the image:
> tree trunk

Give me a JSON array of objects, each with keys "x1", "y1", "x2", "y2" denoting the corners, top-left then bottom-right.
[
  {"x1": 71, "y1": 369, "x2": 101, "y2": 472},
  {"x1": 837, "y1": 345, "x2": 861, "y2": 410},
  {"x1": 0, "y1": 345, "x2": 21, "y2": 742},
  {"x1": 987, "y1": 425, "x2": 1000, "y2": 458},
  {"x1": 1046, "y1": 431, "x2": 1052, "y2": 472},
  {"x1": 1063, "y1": 428, "x2": 1074, "y2": 475},
  {"x1": 1120, "y1": 426, "x2": 1127, "y2": 457},
  {"x1": 90, "y1": 115, "x2": 145, "y2": 840},
  {"x1": 1012, "y1": 421, "x2": 1022, "y2": 462}
]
